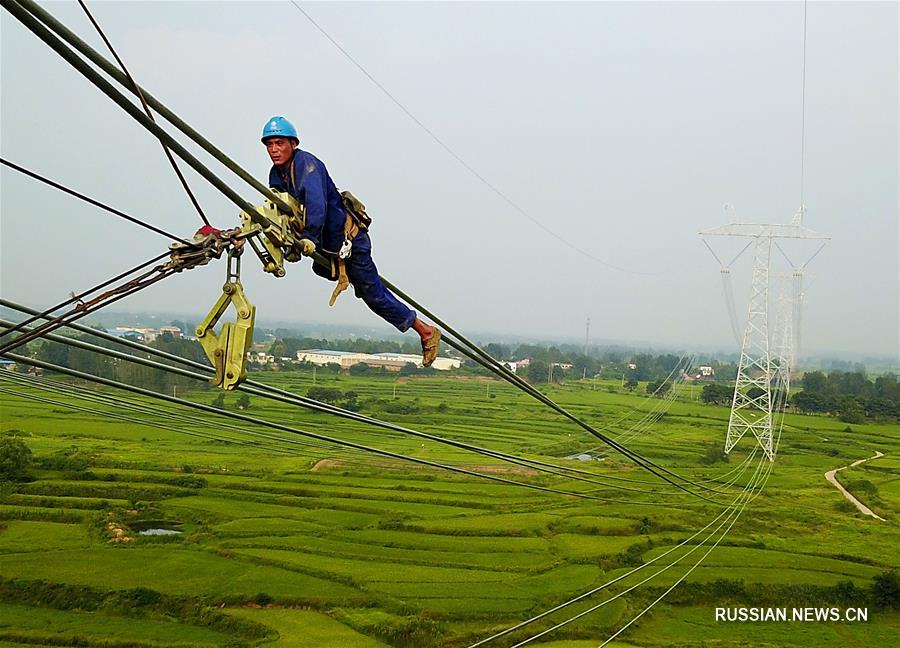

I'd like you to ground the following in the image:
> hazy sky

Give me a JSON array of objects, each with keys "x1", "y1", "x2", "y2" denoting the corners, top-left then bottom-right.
[{"x1": 1, "y1": 1, "x2": 897, "y2": 359}]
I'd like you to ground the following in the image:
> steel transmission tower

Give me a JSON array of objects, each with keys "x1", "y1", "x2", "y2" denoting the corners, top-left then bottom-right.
[{"x1": 700, "y1": 215, "x2": 828, "y2": 461}]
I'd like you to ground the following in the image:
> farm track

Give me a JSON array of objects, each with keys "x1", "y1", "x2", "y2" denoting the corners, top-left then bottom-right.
[{"x1": 824, "y1": 451, "x2": 886, "y2": 521}]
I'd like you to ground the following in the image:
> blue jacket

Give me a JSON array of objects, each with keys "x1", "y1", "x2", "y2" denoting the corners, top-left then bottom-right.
[{"x1": 268, "y1": 149, "x2": 346, "y2": 253}]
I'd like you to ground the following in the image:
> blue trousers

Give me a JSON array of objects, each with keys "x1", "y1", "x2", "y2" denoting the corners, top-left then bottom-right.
[{"x1": 314, "y1": 232, "x2": 417, "y2": 332}]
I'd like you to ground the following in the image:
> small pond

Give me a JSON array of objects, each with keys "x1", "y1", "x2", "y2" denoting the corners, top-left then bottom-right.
[{"x1": 130, "y1": 520, "x2": 183, "y2": 536}]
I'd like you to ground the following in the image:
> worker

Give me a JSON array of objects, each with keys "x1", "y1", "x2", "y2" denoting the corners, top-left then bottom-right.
[{"x1": 261, "y1": 116, "x2": 442, "y2": 367}]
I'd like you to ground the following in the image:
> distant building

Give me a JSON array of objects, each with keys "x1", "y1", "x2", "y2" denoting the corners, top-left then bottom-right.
[
  {"x1": 112, "y1": 328, "x2": 146, "y2": 342},
  {"x1": 159, "y1": 326, "x2": 183, "y2": 339},
  {"x1": 627, "y1": 362, "x2": 637, "y2": 370},
  {"x1": 296, "y1": 349, "x2": 460, "y2": 371},
  {"x1": 248, "y1": 352, "x2": 275, "y2": 364},
  {"x1": 296, "y1": 350, "x2": 364, "y2": 369},
  {"x1": 371, "y1": 352, "x2": 461, "y2": 371},
  {"x1": 0, "y1": 360, "x2": 17, "y2": 371},
  {"x1": 698, "y1": 365, "x2": 715, "y2": 377}
]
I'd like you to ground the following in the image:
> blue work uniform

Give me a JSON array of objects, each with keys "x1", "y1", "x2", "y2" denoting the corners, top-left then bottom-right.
[{"x1": 268, "y1": 149, "x2": 417, "y2": 332}]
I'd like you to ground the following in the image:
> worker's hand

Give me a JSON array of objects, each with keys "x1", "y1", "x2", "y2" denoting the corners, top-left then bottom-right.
[{"x1": 299, "y1": 239, "x2": 316, "y2": 256}]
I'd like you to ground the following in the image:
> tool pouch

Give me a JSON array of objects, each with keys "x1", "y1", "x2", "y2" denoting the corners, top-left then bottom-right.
[{"x1": 340, "y1": 190, "x2": 371, "y2": 231}]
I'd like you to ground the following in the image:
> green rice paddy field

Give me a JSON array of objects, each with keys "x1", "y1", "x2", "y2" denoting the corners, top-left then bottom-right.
[{"x1": 0, "y1": 369, "x2": 898, "y2": 647}]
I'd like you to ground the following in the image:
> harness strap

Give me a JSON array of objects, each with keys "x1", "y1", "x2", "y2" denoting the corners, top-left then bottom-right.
[{"x1": 329, "y1": 257, "x2": 350, "y2": 306}]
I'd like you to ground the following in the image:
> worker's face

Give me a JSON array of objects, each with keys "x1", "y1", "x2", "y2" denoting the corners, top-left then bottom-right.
[{"x1": 264, "y1": 137, "x2": 296, "y2": 166}]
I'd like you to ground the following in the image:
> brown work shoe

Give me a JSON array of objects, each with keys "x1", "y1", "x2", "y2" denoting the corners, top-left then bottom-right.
[{"x1": 421, "y1": 327, "x2": 442, "y2": 367}]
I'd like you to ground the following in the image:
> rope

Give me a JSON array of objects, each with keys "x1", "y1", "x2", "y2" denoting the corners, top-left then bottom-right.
[
  {"x1": 76, "y1": 0, "x2": 211, "y2": 226},
  {"x1": 0, "y1": 254, "x2": 181, "y2": 355},
  {"x1": 0, "y1": 251, "x2": 169, "y2": 343}
]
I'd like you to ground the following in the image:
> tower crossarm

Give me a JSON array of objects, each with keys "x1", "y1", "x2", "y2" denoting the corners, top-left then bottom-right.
[{"x1": 698, "y1": 222, "x2": 830, "y2": 240}]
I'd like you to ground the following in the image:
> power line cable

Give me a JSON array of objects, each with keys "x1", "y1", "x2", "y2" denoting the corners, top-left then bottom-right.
[
  {"x1": 596, "y1": 460, "x2": 772, "y2": 648},
  {"x1": 2, "y1": 301, "x2": 705, "y2": 495},
  {"x1": 1, "y1": 370, "x2": 350, "y2": 458},
  {"x1": 4, "y1": 0, "x2": 725, "y2": 501},
  {"x1": 382, "y1": 280, "x2": 730, "y2": 499},
  {"x1": 1, "y1": 0, "x2": 262, "y2": 220},
  {"x1": 799, "y1": 0, "x2": 808, "y2": 209},
  {"x1": 4, "y1": 352, "x2": 672, "y2": 505},
  {"x1": 467, "y1": 453, "x2": 767, "y2": 647},
  {"x1": 8, "y1": 0, "x2": 293, "y2": 216},
  {"x1": 515, "y1": 461, "x2": 768, "y2": 647},
  {"x1": 0, "y1": 379, "x2": 308, "y2": 459},
  {"x1": 76, "y1": 0, "x2": 211, "y2": 226},
  {"x1": 0, "y1": 157, "x2": 192, "y2": 244}
]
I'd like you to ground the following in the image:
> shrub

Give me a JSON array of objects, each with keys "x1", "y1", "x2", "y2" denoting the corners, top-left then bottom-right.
[
  {"x1": 871, "y1": 570, "x2": 899, "y2": 608},
  {"x1": 39, "y1": 445, "x2": 90, "y2": 472},
  {"x1": 383, "y1": 401, "x2": 422, "y2": 415},
  {"x1": 699, "y1": 441, "x2": 728, "y2": 465},
  {"x1": 0, "y1": 436, "x2": 32, "y2": 481}
]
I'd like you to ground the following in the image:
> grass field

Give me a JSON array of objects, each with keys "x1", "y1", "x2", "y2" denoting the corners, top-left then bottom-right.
[{"x1": 1, "y1": 368, "x2": 898, "y2": 647}]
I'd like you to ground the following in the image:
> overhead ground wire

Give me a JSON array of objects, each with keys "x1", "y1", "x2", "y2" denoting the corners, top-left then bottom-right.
[{"x1": 289, "y1": 1, "x2": 663, "y2": 277}]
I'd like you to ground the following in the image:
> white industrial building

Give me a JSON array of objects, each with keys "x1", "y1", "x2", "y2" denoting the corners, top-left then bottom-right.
[{"x1": 296, "y1": 349, "x2": 461, "y2": 371}]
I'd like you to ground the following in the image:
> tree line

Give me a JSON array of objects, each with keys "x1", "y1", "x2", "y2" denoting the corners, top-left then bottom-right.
[
  {"x1": 791, "y1": 371, "x2": 899, "y2": 423},
  {"x1": 28, "y1": 331, "x2": 210, "y2": 395},
  {"x1": 699, "y1": 371, "x2": 900, "y2": 423}
]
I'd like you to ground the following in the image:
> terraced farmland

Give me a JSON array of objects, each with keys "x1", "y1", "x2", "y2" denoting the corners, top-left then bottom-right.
[{"x1": 1, "y1": 370, "x2": 898, "y2": 646}]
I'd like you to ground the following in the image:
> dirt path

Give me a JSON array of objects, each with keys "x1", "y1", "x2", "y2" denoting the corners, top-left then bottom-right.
[{"x1": 824, "y1": 451, "x2": 886, "y2": 522}]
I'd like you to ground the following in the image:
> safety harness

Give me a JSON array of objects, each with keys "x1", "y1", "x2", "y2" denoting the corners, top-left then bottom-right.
[{"x1": 287, "y1": 161, "x2": 371, "y2": 307}]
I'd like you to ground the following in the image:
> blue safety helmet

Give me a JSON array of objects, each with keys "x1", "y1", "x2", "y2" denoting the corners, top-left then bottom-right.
[{"x1": 261, "y1": 116, "x2": 299, "y2": 144}]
